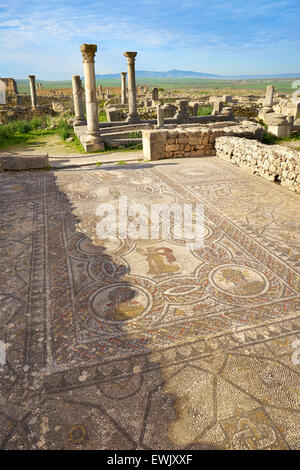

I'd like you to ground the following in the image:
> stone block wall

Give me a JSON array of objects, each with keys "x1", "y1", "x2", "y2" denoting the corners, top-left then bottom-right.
[
  {"x1": 215, "y1": 136, "x2": 300, "y2": 193},
  {"x1": 142, "y1": 122, "x2": 263, "y2": 161}
]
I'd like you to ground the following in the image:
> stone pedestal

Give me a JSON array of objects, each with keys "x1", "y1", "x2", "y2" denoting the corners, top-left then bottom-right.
[
  {"x1": 80, "y1": 44, "x2": 103, "y2": 151},
  {"x1": 156, "y1": 106, "x2": 165, "y2": 128},
  {"x1": 72, "y1": 75, "x2": 86, "y2": 126},
  {"x1": 121, "y1": 72, "x2": 127, "y2": 105},
  {"x1": 174, "y1": 100, "x2": 190, "y2": 123},
  {"x1": 106, "y1": 107, "x2": 120, "y2": 122},
  {"x1": 211, "y1": 100, "x2": 223, "y2": 115},
  {"x1": 142, "y1": 130, "x2": 167, "y2": 161},
  {"x1": 28, "y1": 75, "x2": 37, "y2": 108},
  {"x1": 124, "y1": 52, "x2": 140, "y2": 123},
  {"x1": 266, "y1": 113, "x2": 291, "y2": 138}
]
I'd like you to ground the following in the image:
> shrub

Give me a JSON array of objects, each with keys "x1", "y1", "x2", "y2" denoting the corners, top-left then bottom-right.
[{"x1": 56, "y1": 119, "x2": 71, "y2": 140}]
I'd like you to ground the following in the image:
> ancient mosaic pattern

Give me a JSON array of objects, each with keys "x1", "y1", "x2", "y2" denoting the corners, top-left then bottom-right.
[{"x1": 1, "y1": 158, "x2": 300, "y2": 449}]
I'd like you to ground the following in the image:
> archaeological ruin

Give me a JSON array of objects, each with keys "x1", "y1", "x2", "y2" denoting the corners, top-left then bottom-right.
[{"x1": 0, "y1": 40, "x2": 300, "y2": 452}]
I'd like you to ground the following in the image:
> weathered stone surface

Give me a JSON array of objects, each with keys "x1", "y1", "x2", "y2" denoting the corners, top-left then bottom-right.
[
  {"x1": 80, "y1": 43, "x2": 103, "y2": 151},
  {"x1": 106, "y1": 106, "x2": 120, "y2": 122},
  {"x1": 1, "y1": 156, "x2": 300, "y2": 450},
  {"x1": 72, "y1": 75, "x2": 86, "y2": 126},
  {"x1": 215, "y1": 136, "x2": 300, "y2": 193},
  {"x1": 142, "y1": 129, "x2": 167, "y2": 161},
  {"x1": 0, "y1": 154, "x2": 49, "y2": 170},
  {"x1": 124, "y1": 52, "x2": 140, "y2": 123},
  {"x1": 174, "y1": 100, "x2": 189, "y2": 123},
  {"x1": 28, "y1": 75, "x2": 37, "y2": 108},
  {"x1": 265, "y1": 84, "x2": 274, "y2": 107},
  {"x1": 142, "y1": 121, "x2": 263, "y2": 161}
]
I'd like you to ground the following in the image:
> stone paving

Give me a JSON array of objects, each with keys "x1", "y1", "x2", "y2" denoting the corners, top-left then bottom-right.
[{"x1": 0, "y1": 155, "x2": 300, "y2": 450}]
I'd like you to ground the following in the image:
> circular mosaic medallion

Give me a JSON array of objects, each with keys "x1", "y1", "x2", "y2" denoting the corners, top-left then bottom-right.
[
  {"x1": 208, "y1": 264, "x2": 269, "y2": 298},
  {"x1": 90, "y1": 283, "x2": 152, "y2": 323}
]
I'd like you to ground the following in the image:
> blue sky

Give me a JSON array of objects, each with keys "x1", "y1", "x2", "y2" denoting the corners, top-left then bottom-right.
[{"x1": 0, "y1": 0, "x2": 299, "y2": 79}]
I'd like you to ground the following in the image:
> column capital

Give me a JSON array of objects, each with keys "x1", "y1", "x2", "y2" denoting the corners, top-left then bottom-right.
[
  {"x1": 121, "y1": 72, "x2": 127, "y2": 77},
  {"x1": 124, "y1": 52, "x2": 137, "y2": 64},
  {"x1": 80, "y1": 44, "x2": 97, "y2": 63},
  {"x1": 28, "y1": 75, "x2": 35, "y2": 80}
]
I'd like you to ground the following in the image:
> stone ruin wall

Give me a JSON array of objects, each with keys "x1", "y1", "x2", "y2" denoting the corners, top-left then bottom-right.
[
  {"x1": 0, "y1": 78, "x2": 18, "y2": 95},
  {"x1": 142, "y1": 122, "x2": 263, "y2": 161},
  {"x1": 215, "y1": 136, "x2": 300, "y2": 193},
  {"x1": 0, "y1": 105, "x2": 56, "y2": 124}
]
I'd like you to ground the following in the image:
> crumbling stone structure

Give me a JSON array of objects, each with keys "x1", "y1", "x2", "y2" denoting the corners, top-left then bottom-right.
[
  {"x1": 142, "y1": 121, "x2": 263, "y2": 161},
  {"x1": 215, "y1": 136, "x2": 300, "y2": 193}
]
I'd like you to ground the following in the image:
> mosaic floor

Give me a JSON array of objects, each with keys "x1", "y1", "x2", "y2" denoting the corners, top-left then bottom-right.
[{"x1": 1, "y1": 156, "x2": 300, "y2": 450}]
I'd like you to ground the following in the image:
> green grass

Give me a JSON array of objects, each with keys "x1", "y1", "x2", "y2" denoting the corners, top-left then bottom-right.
[
  {"x1": 128, "y1": 131, "x2": 142, "y2": 138},
  {"x1": 262, "y1": 130, "x2": 300, "y2": 146},
  {"x1": 15, "y1": 77, "x2": 299, "y2": 95},
  {"x1": 56, "y1": 119, "x2": 72, "y2": 140},
  {"x1": 0, "y1": 116, "x2": 51, "y2": 148},
  {"x1": 98, "y1": 112, "x2": 108, "y2": 122},
  {"x1": 197, "y1": 105, "x2": 213, "y2": 116},
  {"x1": 0, "y1": 116, "x2": 86, "y2": 154}
]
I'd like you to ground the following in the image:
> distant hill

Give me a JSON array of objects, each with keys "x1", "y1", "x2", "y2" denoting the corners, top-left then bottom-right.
[
  {"x1": 93, "y1": 70, "x2": 300, "y2": 80},
  {"x1": 95, "y1": 70, "x2": 219, "y2": 79}
]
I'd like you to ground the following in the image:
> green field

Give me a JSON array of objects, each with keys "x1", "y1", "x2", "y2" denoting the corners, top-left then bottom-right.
[{"x1": 16, "y1": 77, "x2": 299, "y2": 95}]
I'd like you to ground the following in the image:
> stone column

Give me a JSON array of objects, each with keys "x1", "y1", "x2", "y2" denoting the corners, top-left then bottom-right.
[
  {"x1": 121, "y1": 72, "x2": 127, "y2": 104},
  {"x1": 265, "y1": 85, "x2": 274, "y2": 108},
  {"x1": 72, "y1": 75, "x2": 86, "y2": 126},
  {"x1": 151, "y1": 87, "x2": 159, "y2": 106},
  {"x1": 28, "y1": 75, "x2": 37, "y2": 108},
  {"x1": 259, "y1": 85, "x2": 275, "y2": 120},
  {"x1": 80, "y1": 43, "x2": 103, "y2": 151},
  {"x1": 124, "y1": 52, "x2": 140, "y2": 123},
  {"x1": 156, "y1": 106, "x2": 164, "y2": 128}
]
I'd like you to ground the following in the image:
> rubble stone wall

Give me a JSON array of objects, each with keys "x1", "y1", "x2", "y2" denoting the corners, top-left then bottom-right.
[
  {"x1": 142, "y1": 122, "x2": 263, "y2": 161},
  {"x1": 215, "y1": 136, "x2": 300, "y2": 193},
  {"x1": 0, "y1": 105, "x2": 55, "y2": 124}
]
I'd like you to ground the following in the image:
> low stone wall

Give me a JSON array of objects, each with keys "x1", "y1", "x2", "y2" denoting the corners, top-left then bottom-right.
[
  {"x1": 215, "y1": 136, "x2": 300, "y2": 193},
  {"x1": 0, "y1": 105, "x2": 55, "y2": 124},
  {"x1": 142, "y1": 122, "x2": 263, "y2": 161}
]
